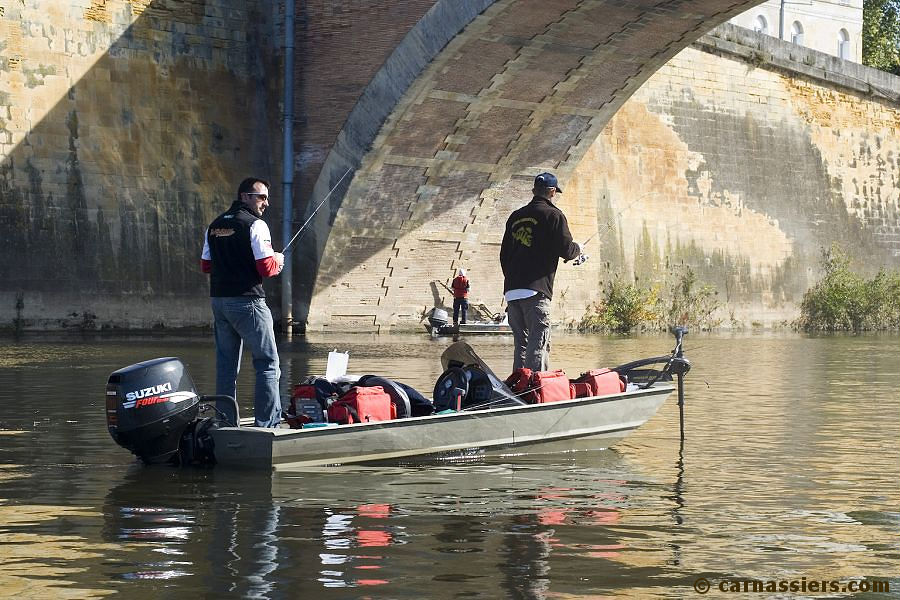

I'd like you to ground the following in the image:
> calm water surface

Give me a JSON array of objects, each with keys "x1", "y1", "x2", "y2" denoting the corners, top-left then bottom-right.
[{"x1": 0, "y1": 332, "x2": 897, "y2": 598}]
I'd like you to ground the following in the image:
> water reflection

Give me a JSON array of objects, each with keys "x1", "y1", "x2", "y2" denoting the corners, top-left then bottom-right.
[
  {"x1": 0, "y1": 502, "x2": 122, "y2": 597},
  {"x1": 0, "y1": 332, "x2": 897, "y2": 598}
]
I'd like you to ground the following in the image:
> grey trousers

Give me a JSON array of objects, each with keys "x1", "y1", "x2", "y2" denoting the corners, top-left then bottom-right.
[{"x1": 507, "y1": 294, "x2": 552, "y2": 372}]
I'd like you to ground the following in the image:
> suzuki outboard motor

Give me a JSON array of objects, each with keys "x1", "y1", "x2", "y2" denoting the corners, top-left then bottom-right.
[
  {"x1": 106, "y1": 357, "x2": 200, "y2": 464},
  {"x1": 428, "y1": 307, "x2": 450, "y2": 329}
]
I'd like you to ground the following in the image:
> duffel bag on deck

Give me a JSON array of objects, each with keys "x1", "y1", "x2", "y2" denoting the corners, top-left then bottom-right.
[
  {"x1": 504, "y1": 367, "x2": 535, "y2": 403},
  {"x1": 327, "y1": 386, "x2": 395, "y2": 424},
  {"x1": 570, "y1": 381, "x2": 593, "y2": 398},
  {"x1": 574, "y1": 368, "x2": 625, "y2": 396},
  {"x1": 531, "y1": 369, "x2": 570, "y2": 404},
  {"x1": 356, "y1": 375, "x2": 413, "y2": 419}
]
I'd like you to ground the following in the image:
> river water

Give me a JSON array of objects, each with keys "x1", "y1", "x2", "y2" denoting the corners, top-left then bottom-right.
[{"x1": 0, "y1": 332, "x2": 897, "y2": 598}]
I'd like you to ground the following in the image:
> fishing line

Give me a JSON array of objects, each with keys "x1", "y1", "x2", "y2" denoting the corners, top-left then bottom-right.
[
  {"x1": 582, "y1": 190, "x2": 661, "y2": 249},
  {"x1": 282, "y1": 167, "x2": 353, "y2": 256}
]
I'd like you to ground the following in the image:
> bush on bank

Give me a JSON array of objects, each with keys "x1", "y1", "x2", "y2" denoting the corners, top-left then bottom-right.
[
  {"x1": 795, "y1": 244, "x2": 900, "y2": 332},
  {"x1": 578, "y1": 244, "x2": 900, "y2": 334},
  {"x1": 579, "y1": 266, "x2": 722, "y2": 333}
]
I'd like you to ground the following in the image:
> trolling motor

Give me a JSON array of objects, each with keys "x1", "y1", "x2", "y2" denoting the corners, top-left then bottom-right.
[
  {"x1": 613, "y1": 327, "x2": 691, "y2": 439},
  {"x1": 105, "y1": 357, "x2": 239, "y2": 465}
]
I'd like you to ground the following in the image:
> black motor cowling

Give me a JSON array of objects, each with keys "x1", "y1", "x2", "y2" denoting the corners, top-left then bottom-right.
[{"x1": 106, "y1": 357, "x2": 200, "y2": 464}]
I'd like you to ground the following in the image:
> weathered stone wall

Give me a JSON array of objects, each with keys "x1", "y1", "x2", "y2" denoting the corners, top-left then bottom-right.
[
  {"x1": 308, "y1": 22, "x2": 900, "y2": 331},
  {"x1": 9, "y1": 1, "x2": 894, "y2": 332},
  {"x1": 1, "y1": 0, "x2": 769, "y2": 331},
  {"x1": 0, "y1": 0, "x2": 278, "y2": 329},
  {"x1": 555, "y1": 23, "x2": 900, "y2": 327}
]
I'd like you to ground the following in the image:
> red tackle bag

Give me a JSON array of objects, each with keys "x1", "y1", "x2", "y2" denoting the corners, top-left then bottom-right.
[
  {"x1": 569, "y1": 382, "x2": 593, "y2": 399},
  {"x1": 504, "y1": 368, "x2": 535, "y2": 403},
  {"x1": 327, "y1": 386, "x2": 395, "y2": 424},
  {"x1": 531, "y1": 369, "x2": 571, "y2": 404},
  {"x1": 574, "y1": 368, "x2": 625, "y2": 397}
]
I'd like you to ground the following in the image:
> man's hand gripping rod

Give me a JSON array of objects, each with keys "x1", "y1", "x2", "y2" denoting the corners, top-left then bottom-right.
[
  {"x1": 282, "y1": 167, "x2": 353, "y2": 256},
  {"x1": 572, "y1": 232, "x2": 596, "y2": 266}
]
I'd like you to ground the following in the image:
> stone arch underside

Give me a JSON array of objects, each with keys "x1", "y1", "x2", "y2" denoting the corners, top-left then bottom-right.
[{"x1": 303, "y1": 0, "x2": 773, "y2": 331}]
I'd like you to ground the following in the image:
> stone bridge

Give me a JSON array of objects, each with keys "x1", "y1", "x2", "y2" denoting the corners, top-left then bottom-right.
[{"x1": 2, "y1": 0, "x2": 897, "y2": 331}]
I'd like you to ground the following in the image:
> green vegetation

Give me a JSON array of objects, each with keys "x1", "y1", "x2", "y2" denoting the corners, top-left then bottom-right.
[
  {"x1": 579, "y1": 244, "x2": 900, "y2": 334},
  {"x1": 579, "y1": 266, "x2": 722, "y2": 333},
  {"x1": 579, "y1": 278, "x2": 658, "y2": 333},
  {"x1": 863, "y1": 0, "x2": 900, "y2": 75},
  {"x1": 795, "y1": 244, "x2": 900, "y2": 332}
]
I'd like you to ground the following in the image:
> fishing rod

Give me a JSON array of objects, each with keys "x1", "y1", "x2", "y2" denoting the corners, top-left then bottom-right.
[
  {"x1": 282, "y1": 167, "x2": 353, "y2": 256},
  {"x1": 581, "y1": 231, "x2": 598, "y2": 247}
]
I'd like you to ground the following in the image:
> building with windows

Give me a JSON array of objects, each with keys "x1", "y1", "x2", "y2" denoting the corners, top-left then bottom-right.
[{"x1": 730, "y1": 0, "x2": 862, "y2": 61}]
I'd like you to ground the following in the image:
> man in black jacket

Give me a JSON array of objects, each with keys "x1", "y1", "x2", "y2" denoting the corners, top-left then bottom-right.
[
  {"x1": 201, "y1": 177, "x2": 284, "y2": 427},
  {"x1": 500, "y1": 172, "x2": 583, "y2": 372}
]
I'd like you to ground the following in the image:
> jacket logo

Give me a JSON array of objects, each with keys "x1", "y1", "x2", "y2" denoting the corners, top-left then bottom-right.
[
  {"x1": 511, "y1": 217, "x2": 537, "y2": 248},
  {"x1": 210, "y1": 228, "x2": 235, "y2": 237}
]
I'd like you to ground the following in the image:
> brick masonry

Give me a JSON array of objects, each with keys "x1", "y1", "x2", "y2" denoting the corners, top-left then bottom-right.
[
  {"x1": 305, "y1": 0, "x2": 759, "y2": 331},
  {"x1": 2, "y1": 1, "x2": 897, "y2": 331},
  {"x1": 560, "y1": 24, "x2": 900, "y2": 327},
  {"x1": 306, "y1": 11, "x2": 900, "y2": 331}
]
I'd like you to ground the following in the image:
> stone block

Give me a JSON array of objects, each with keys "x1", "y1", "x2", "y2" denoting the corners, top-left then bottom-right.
[{"x1": 456, "y1": 106, "x2": 532, "y2": 164}]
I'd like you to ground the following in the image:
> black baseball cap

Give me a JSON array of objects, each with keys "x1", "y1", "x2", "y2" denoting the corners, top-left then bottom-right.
[{"x1": 534, "y1": 172, "x2": 562, "y2": 193}]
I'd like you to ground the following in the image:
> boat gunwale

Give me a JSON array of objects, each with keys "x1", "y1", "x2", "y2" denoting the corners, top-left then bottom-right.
[{"x1": 223, "y1": 383, "x2": 675, "y2": 439}]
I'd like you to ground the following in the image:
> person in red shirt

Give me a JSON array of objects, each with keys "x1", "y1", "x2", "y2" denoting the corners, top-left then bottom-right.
[{"x1": 451, "y1": 268, "x2": 470, "y2": 326}]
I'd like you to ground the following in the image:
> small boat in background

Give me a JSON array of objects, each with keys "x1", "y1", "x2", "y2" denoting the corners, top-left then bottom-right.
[{"x1": 425, "y1": 306, "x2": 511, "y2": 336}]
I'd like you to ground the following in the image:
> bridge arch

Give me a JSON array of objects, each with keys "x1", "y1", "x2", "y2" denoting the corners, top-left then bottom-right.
[{"x1": 298, "y1": 0, "x2": 770, "y2": 330}]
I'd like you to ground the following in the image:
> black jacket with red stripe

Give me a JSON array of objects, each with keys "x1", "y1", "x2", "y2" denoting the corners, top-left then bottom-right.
[{"x1": 201, "y1": 201, "x2": 278, "y2": 297}]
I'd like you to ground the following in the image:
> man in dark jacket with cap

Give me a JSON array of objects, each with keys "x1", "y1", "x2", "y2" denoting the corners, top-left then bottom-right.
[{"x1": 500, "y1": 172, "x2": 583, "y2": 372}]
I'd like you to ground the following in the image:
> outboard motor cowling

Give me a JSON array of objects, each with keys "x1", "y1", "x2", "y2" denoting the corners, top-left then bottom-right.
[
  {"x1": 428, "y1": 308, "x2": 450, "y2": 328},
  {"x1": 106, "y1": 357, "x2": 200, "y2": 464}
]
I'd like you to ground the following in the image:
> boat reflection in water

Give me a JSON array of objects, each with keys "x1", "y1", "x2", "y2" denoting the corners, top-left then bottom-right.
[{"x1": 100, "y1": 448, "x2": 682, "y2": 597}]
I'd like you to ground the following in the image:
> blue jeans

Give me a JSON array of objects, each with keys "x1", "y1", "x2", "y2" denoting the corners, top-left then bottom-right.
[
  {"x1": 211, "y1": 296, "x2": 282, "y2": 428},
  {"x1": 507, "y1": 294, "x2": 552, "y2": 372},
  {"x1": 453, "y1": 298, "x2": 468, "y2": 324}
]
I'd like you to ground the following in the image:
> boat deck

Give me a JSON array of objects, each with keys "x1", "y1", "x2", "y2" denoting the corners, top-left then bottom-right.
[{"x1": 211, "y1": 383, "x2": 674, "y2": 469}]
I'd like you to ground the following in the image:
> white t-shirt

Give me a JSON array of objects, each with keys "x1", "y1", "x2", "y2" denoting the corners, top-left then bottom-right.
[
  {"x1": 201, "y1": 219, "x2": 275, "y2": 261},
  {"x1": 504, "y1": 289, "x2": 538, "y2": 302}
]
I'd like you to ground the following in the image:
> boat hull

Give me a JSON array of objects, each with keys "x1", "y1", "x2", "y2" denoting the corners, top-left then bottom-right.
[
  {"x1": 425, "y1": 322, "x2": 512, "y2": 335},
  {"x1": 211, "y1": 384, "x2": 672, "y2": 469}
]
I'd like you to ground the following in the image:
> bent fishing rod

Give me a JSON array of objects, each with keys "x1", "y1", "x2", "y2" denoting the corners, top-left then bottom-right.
[{"x1": 282, "y1": 167, "x2": 353, "y2": 256}]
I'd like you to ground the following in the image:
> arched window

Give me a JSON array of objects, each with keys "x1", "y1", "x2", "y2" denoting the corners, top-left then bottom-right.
[
  {"x1": 791, "y1": 21, "x2": 804, "y2": 46},
  {"x1": 754, "y1": 15, "x2": 769, "y2": 35},
  {"x1": 838, "y1": 29, "x2": 850, "y2": 60}
]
